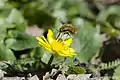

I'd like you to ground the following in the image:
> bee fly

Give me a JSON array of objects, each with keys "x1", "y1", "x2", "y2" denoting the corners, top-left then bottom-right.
[{"x1": 57, "y1": 23, "x2": 77, "y2": 39}]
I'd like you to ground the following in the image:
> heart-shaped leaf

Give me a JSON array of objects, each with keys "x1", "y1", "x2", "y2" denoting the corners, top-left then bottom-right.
[{"x1": 75, "y1": 23, "x2": 101, "y2": 62}]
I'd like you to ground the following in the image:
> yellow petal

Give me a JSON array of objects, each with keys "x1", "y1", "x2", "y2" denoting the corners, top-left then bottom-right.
[
  {"x1": 66, "y1": 48, "x2": 76, "y2": 56},
  {"x1": 47, "y1": 29, "x2": 55, "y2": 44},
  {"x1": 57, "y1": 48, "x2": 75, "y2": 57},
  {"x1": 70, "y1": 52, "x2": 76, "y2": 56},
  {"x1": 36, "y1": 36, "x2": 51, "y2": 49},
  {"x1": 58, "y1": 51, "x2": 73, "y2": 57},
  {"x1": 36, "y1": 37, "x2": 41, "y2": 42},
  {"x1": 57, "y1": 51, "x2": 68, "y2": 57},
  {"x1": 44, "y1": 46, "x2": 55, "y2": 54},
  {"x1": 42, "y1": 36, "x2": 49, "y2": 45},
  {"x1": 36, "y1": 37, "x2": 46, "y2": 46},
  {"x1": 64, "y1": 38, "x2": 72, "y2": 47},
  {"x1": 69, "y1": 48, "x2": 75, "y2": 53}
]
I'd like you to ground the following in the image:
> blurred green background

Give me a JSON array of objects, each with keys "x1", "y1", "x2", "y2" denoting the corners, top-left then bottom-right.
[{"x1": 0, "y1": 0, "x2": 120, "y2": 76}]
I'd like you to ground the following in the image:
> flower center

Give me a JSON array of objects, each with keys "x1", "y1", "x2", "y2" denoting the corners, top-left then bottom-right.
[{"x1": 52, "y1": 40, "x2": 65, "y2": 52}]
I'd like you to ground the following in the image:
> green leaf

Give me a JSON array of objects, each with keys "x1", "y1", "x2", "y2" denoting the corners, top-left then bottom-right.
[
  {"x1": 97, "y1": 5, "x2": 120, "y2": 23},
  {"x1": 7, "y1": 8, "x2": 24, "y2": 24},
  {"x1": 75, "y1": 23, "x2": 101, "y2": 62},
  {"x1": 0, "y1": 18, "x2": 8, "y2": 42},
  {"x1": 7, "y1": 8, "x2": 27, "y2": 31},
  {"x1": 28, "y1": 47, "x2": 44, "y2": 58},
  {"x1": 0, "y1": 45, "x2": 16, "y2": 61},
  {"x1": 76, "y1": 2, "x2": 95, "y2": 19},
  {"x1": 113, "y1": 66, "x2": 120, "y2": 80},
  {"x1": 41, "y1": 52, "x2": 52, "y2": 64},
  {"x1": 52, "y1": 56, "x2": 64, "y2": 65},
  {"x1": 66, "y1": 66, "x2": 86, "y2": 74},
  {"x1": 5, "y1": 38, "x2": 15, "y2": 48},
  {"x1": 9, "y1": 32, "x2": 38, "y2": 51},
  {"x1": 23, "y1": 5, "x2": 55, "y2": 27},
  {"x1": 63, "y1": 57, "x2": 75, "y2": 66}
]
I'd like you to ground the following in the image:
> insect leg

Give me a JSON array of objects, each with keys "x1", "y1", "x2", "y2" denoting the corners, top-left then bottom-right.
[
  {"x1": 67, "y1": 32, "x2": 73, "y2": 38},
  {"x1": 56, "y1": 33, "x2": 61, "y2": 39}
]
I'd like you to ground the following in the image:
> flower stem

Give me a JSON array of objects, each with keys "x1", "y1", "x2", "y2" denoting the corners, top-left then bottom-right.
[{"x1": 48, "y1": 55, "x2": 54, "y2": 65}]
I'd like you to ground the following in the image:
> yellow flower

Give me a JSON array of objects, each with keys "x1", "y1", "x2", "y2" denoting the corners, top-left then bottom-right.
[{"x1": 36, "y1": 29, "x2": 76, "y2": 57}]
